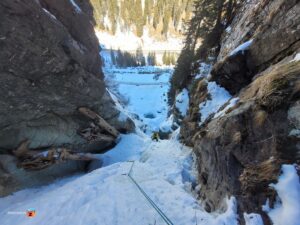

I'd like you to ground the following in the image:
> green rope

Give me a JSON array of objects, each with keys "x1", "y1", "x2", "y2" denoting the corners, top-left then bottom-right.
[{"x1": 127, "y1": 161, "x2": 174, "y2": 225}]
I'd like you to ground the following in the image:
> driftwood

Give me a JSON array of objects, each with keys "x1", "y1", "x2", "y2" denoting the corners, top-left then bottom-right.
[
  {"x1": 79, "y1": 107, "x2": 119, "y2": 138},
  {"x1": 20, "y1": 148, "x2": 96, "y2": 170},
  {"x1": 79, "y1": 127, "x2": 115, "y2": 143},
  {"x1": 12, "y1": 140, "x2": 36, "y2": 158},
  {"x1": 12, "y1": 141, "x2": 96, "y2": 171}
]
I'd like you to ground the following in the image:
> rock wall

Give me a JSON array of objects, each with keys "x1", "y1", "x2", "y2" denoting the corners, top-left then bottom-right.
[
  {"x1": 0, "y1": 0, "x2": 134, "y2": 196},
  {"x1": 180, "y1": 0, "x2": 300, "y2": 223}
]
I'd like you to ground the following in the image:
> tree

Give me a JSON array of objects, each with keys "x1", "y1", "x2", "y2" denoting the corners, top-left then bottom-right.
[
  {"x1": 135, "y1": 0, "x2": 144, "y2": 37},
  {"x1": 147, "y1": 52, "x2": 157, "y2": 66},
  {"x1": 168, "y1": 0, "x2": 242, "y2": 104},
  {"x1": 135, "y1": 46, "x2": 145, "y2": 66},
  {"x1": 116, "y1": 49, "x2": 124, "y2": 67},
  {"x1": 162, "y1": 51, "x2": 167, "y2": 65},
  {"x1": 110, "y1": 48, "x2": 116, "y2": 65}
]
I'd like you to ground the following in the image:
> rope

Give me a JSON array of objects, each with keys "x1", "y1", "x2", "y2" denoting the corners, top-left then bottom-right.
[{"x1": 127, "y1": 161, "x2": 174, "y2": 225}]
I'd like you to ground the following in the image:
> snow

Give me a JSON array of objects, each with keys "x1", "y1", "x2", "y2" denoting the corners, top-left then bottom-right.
[
  {"x1": 244, "y1": 213, "x2": 264, "y2": 225},
  {"x1": 42, "y1": 8, "x2": 57, "y2": 20},
  {"x1": 0, "y1": 133, "x2": 239, "y2": 225},
  {"x1": 199, "y1": 81, "x2": 232, "y2": 124},
  {"x1": 69, "y1": 0, "x2": 82, "y2": 13},
  {"x1": 99, "y1": 133, "x2": 146, "y2": 167},
  {"x1": 96, "y1": 28, "x2": 183, "y2": 52},
  {"x1": 175, "y1": 88, "x2": 189, "y2": 116},
  {"x1": 195, "y1": 62, "x2": 212, "y2": 79},
  {"x1": 225, "y1": 26, "x2": 232, "y2": 33},
  {"x1": 230, "y1": 39, "x2": 253, "y2": 56},
  {"x1": 0, "y1": 46, "x2": 240, "y2": 225},
  {"x1": 106, "y1": 89, "x2": 133, "y2": 123},
  {"x1": 292, "y1": 53, "x2": 300, "y2": 61},
  {"x1": 159, "y1": 115, "x2": 176, "y2": 133},
  {"x1": 103, "y1": 65, "x2": 172, "y2": 133},
  {"x1": 263, "y1": 164, "x2": 300, "y2": 225},
  {"x1": 214, "y1": 97, "x2": 239, "y2": 119}
]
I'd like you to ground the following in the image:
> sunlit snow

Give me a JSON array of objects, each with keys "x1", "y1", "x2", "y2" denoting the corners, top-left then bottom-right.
[{"x1": 264, "y1": 164, "x2": 300, "y2": 225}]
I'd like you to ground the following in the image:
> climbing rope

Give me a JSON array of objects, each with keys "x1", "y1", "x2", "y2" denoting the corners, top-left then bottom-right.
[{"x1": 127, "y1": 161, "x2": 174, "y2": 225}]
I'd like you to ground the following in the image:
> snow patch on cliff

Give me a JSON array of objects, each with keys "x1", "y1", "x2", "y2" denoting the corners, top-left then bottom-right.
[
  {"x1": 230, "y1": 39, "x2": 253, "y2": 56},
  {"x1": 199, "y1": 82, "x2": 232, "y2": 125},
  {"x1": 264, "y1": 164, "x2": 300, "y2": 225},
  {"x1": 69, "y1": 0, "x2": 82, "y2": 13},
  {"x1": 175, "y1": 89, "x2": 189, "y2": 116}
]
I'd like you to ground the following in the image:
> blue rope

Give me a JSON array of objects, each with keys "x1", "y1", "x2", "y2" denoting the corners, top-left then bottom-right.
[{"x1": 127, "y1": 161, "x2": 174, "y2": 225}]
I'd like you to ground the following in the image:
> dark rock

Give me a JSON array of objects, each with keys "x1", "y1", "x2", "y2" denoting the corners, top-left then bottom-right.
[
  {"x1": 211, "y1": 0, "x2": 300, "y2": 95},
  {"x1": 211, "y1": 51, "x2": 252, "y2": 95},
  {"x1": 86, "y1": 158, "x2": 103, "y2": 172},
  {"x1": 0, "y1": 154, "x2": 87, "y2": 197},
  {"x1": 0, "y1": 0, "x2": 133, "y2": 152},
  {"x1": 194, "y1": 61, "x2": 300, "y2": 216},
  {"x1": 144, "y1": 112, "x2": 156, "y2": 119}
]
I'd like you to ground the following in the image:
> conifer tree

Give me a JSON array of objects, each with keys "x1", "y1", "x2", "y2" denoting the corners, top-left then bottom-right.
[
  {"x1": 135, "y1": 0, "x2": 144, "y2": 37},
  {"x1": 110, "y1": 48, "x2": 116, "y2": 65},
  {"x1": 162, "y1": 51, "x2": 167, "y2": 65}
]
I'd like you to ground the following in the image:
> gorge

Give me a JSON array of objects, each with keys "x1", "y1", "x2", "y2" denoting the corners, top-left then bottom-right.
[{"x1": 0, "y1": 1, "x2": 299, "y2": 225}]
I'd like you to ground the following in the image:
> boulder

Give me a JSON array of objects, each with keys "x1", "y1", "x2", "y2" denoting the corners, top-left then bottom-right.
[{"x1": 0, "y1": 0, "x2": 134, "y2": 196}]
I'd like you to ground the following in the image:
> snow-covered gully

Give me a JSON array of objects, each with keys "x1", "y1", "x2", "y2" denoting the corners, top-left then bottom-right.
[
  {"x1": 1, "y1": 62, "x2": 299, "y2": 225},
  {"x1": 0, "y1": 64, "x2": 239, "y2": 225}
]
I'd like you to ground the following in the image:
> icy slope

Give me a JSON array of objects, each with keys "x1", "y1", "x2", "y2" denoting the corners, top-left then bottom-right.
[
  {"x1": 0, "y1": 65, "x2": 239, "y2": 225},
  {"x1": 0, "y1": 132, "x2": 238, "y2": 225}
]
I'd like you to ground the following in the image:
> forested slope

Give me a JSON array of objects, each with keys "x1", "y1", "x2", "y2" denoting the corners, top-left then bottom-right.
[{"x1": 88, "y1": 0, "x2": 195, "y2": 39}]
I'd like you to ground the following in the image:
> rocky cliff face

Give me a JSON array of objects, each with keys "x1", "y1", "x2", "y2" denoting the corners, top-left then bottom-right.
[
  {"x1": 0, "y1": 0, "x2": 134, "y2": 196},
  {"x1": 179, "y1": 0, "x2": 300, "y2": 223}
]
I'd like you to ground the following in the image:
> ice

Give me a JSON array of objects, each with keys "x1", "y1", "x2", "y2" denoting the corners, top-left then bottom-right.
[
  {"x1": 292, "y1": 53, "x2": 300, "y2": 61},
  {"x1": 69, "y1": 0, "x2": 82, "y2": 13},
  {"x1": 175, "y1": 88, "x2": 189, "y2": 116},
  {"x1": 230, "y1": 39, "x2": 253, "y2": 56},
  {"x1": 42, "y1": 8, "x2": 57, "y2": 21},
  {"x1": 244, "y1": 213, "x2": 264, "y2": 225}
]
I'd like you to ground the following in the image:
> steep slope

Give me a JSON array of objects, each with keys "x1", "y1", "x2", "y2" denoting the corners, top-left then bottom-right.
[
  {"x1": 89, "y1": 0, "x2": 194, "y2": 38},
  {"x1": 171, "y1": 0, "x2": 300, "y2": 224},
  {"x1": 0, "y1": 0, "x2": 134, "y2": 196},
  {"x1": 0, "y1": 62, "x2": 241, "y2": 225},
  {"x1": 87, "y1": 0, "x2": 195, "y2": 51}
]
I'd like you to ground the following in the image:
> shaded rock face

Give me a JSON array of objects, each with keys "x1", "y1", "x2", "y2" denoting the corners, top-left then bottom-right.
[
  {"x1": 180, "y1": 0, "x2": 300, "y2": 223},
  {"x1": 194, "y1": 62, "x2": 300, "y2": 218},
  {"x1": 0, "y1": 0, "x2": 134, "y2": 196}
]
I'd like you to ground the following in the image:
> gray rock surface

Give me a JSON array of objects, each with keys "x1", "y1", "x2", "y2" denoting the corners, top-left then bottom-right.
[{"x1": 0, "y1": 0, "x2": 134, "y2": 196}]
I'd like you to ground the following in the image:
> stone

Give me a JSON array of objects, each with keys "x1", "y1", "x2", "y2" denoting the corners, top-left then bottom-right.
[{"x1": 0, "y1": 0, "x2": 134, "y2": 196}]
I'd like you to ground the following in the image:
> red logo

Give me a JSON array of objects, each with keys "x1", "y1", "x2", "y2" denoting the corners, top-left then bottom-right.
[{"x1": 26, "y1": 209, "x2": 36, "y2": 218}]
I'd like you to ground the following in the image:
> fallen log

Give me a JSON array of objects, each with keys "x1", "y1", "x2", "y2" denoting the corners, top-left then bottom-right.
[
  {"x1": 13, "y1": 140, "x2": 36, "y2": 158},
  {"x1": 20, "y1": 148, "x2": 96, "y2": 171},
  {"x1": 79, "y1": 107, "x2": 119, "y2": 138},
  {"x1": 79, "y1": 127, "x2": 116, "y2": 143}
]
